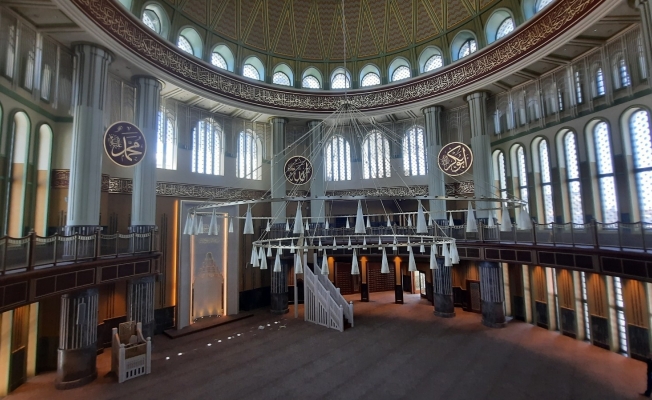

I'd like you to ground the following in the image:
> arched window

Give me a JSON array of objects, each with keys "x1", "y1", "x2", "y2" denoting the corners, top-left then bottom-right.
[
  {"x1": 451, "y1": 31, "x2": 478, "y2": 61},
  {"x1": 35, "y1": 124, "x2": 52, "y2": 235},
  {"x1": 492, "y1": 150, "x2": 508, "y2": 199},
  {"x1": 592, "y1": 121, "x2": 618, "y2": 222},
  {"x1": 243, "y1": 64, "x2": 260, "y2": 80},
  {"x1": 458, "y1": 39, "x2": 477, "y2": 59},
  {"x1": 331, "y1": 68, "x2": 350, "y2": 89},
  {"x1": 562, "y1": 131, "x2": 583, "y2": 224},
  {"x1": 388, "y1": 58, "x2": 411, "y2": 82},
  {"x1": 537, "y1": 140, "x2": 554, "y2": 224},
  {"x1": 302, "y1": 75, "x2": 321, "y2": 89},
  {"x1": 192, "y1": 118, "x2": 223, "y2": 175},
  {"x1": 211, "y1": 52, "x2": 227, "y2": 69},
  {"x1": 391, "y1": 65, "x2": 411, "y2": 82},
  {"x1": 325, "y1": 135, "x2": 351, "y2": 181},
  {"x1": 514, "y1": 145, "x2": 529, "y2": 203},
  {"x1": 595, "y1": 67, "x2": 605, "y2": 97},
  {"x1": 273, "y1": 72, "x2": 291, "y2": 86},
  {"x1": 362, "y1": 131, "x2": 391, "y2": 179},
  {"x1": 419, "y1": 47, "x2": 444, "y2": 73},
  {"x1": 142, "y1": 8, "x2": 161, "y2": 34},
  {"x1": 8, "y1": 112, "x2": 30, "y2": 236},
  {"x1": 243, "y1": 56, "x2": 264, "y2": 81},
  {"x1": 495, "y1": 18, "x2": 515, "y2": 40},
  {"x1": 629, "y1": 110, "x2": 652, "y2": 222},
  {"x1": 361, "y1": 72, "x2": 380, "y2": 87},
  {"x1": 211, "y1": 45, "x2": 234, "y2": 71},
  {"x1": 617, "y1": 58, "x2": 631, "y2": 88},
  {"x1": 535, "y1": 0, "x2": 553, "y2": 12},
  {"x1": 157, "y1": 109, "x2": 177, "y2": 170},
  {"x1": 403, "y1": 126, "x2": 426, "y2": 176},
  {"x1": 177, "y1": 27, "x2": 202, "y2": 57},
  {"x1": 237, "y1": 130, "x2": 262, "y2": 180},
  {"x1": 424, "y1": 54, "x2": 443, "y2": 72},
  {"x1": 574, "y1": 70, "x2": 583, "y2": 104}
]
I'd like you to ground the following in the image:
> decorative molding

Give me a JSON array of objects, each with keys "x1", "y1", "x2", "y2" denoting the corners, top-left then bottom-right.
[
  {"x1": 65, "y1": 0, "x2": 604, "y2": 113},
  {"x1": 327, "y1": 186, "x2": 429, "y2": 197},
  {"x1": 108, "y1": 177, "x2": 268, "y2": 200},
  {"x1": 101, "y1": 174, "x2": 110, "y2": 192},
  {"x1": 51, "y1": 169, "x2": 70, "y2": 189},
  {"x1": 446, "y1": 181, "x2": 474, "y2": 195}
]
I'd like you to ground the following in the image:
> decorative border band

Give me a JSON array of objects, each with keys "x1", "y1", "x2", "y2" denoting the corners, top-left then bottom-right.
[{"x1": 64, "y1": 0, "x2": 604, "y2": 113}]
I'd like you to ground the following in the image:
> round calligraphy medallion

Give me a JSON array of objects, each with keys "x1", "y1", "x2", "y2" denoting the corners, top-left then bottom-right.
[
  {"x1": 284, "y1": 156, "x2": 313, "y2": 185},
  {"x1": 438, "y1": 142, "x2": 473, "y2": 176},
  {"x1": 103, "y1": 121, "x2": 147, "y2": 167}
]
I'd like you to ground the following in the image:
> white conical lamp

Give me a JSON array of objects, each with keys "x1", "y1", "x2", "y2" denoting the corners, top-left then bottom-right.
[
  {"x1": 258, "y1": 246, "x2": 265, "y2": 261},
  {"x1": 250, "y1": 246, "x2": 259, "y2": 267},
  {"x1": 351, "y1": 249, "x2": 360, "y2": 275},
  {"x1": 183, "y1": 213, "x2": 193, "y2": 235},
  {"x1": 355, "y1": 200, "x2": 366, "y2": 234},
  {"x1": 387, "y1": 217, "x2": 392, "y2": 227},
  {"x1": 366, "y1": 216, "x2": 371, "y2": 229},
  {"x1": 362, "y1": 236, "x2": 367, "y2": 250},
  {"x1": 194, "y1": 216, "x2": 204, "y2": 235},
  {"x1": 266, "y1": 245, "x2": 272, "y2": 257},
  {"x1": 332, "y1": 237, "x2": 337, "y2": 248},
  {"x1": 318, "y1": 238, "x2": 323, "y2": 252},
  {"x1": 392, "y1": 236, "x2": 397, "y2": 250},
  {"x1": 259, "y1": 250, "x2": 268, "y2": 270},
  {"x1": 285, "y1": 219, "x2": 290, "y2": 231},
  {"x1": 294, "y1": 253, "x2": 303, "y2": 274},
  {"x1": 518, "y1": 206, "x2": 533, "y2": 230},
  {"x1": 378, "y1": 237, "x2": 383, "y2": 250},
  {"x1": 408, "y1": 246, "x2": 417, "y2": 272},
  {"x1": 347, "y1": 236, "x2": 352, "y2": 249},
  {"x1": 443, "y1": 243, "x2": 452, "y2": 267},
  {"x1": 430, "y1": 244, "x2": 438, "y2": 270},
  {"x1": 228, "y1": 217, "x2": 234, "y2": 233},
  {"x1": 450, "y1": 241, "x2": 460, "y2": 264},
  {"x1": 381, "y1": 248, "x2": 389, "y2": 274},
  {"x1": 243, "y1": 205, "x2": 254, "y2": 234},
  {"x1": 416, "y1": 200, "x2": 428, "y2": 234},
  {"x1": 293, "y1": 204, "x2": 304, "y2": 234},
  {"x1": 407, "y1": 215, "x2": 413, "y2": 227},
  {"x1": 345, "y1": 218, "x2": 350, "y2": 229},
  {"x1": 420, "y1": 238, "x2": 425, "y2": 253},
  {"x1": 449, "y1": 213, "x2": 455, "y2": 227},
  {"x1": 488, "y1": 209, "x2": 495, "y2": 227},
  {"x1": 321, "y1": 252, "x2": 329, "y2": 275},
  {"x1": 273, "y1": 250, "x2": 282, "y2": 272},
  {"x1": 305, "y1": 220, "x2": 310, "y2": 231},
  {"x1": 466, "y1": 201, "x2": 478, "y2": 233},
  {"x1": 325, "y1": 220, "x2": 329, "y2": 230},
  {"x1": 208, "y1": 210, "x2": 220, "y2": 235},
  {"x1": 290, "y1": 240, "x2": 295, "y2": 254},
  {"x1": 500, "y1": 204, "x2": 512, "y2": 232},
  {"x1": 278, "y1": 240, "x2": 283, "y2": 255}
]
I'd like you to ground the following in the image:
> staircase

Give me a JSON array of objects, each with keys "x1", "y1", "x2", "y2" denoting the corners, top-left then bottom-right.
[{"x1": 303, "y1": 261, "x2": 354, "y2": 332}]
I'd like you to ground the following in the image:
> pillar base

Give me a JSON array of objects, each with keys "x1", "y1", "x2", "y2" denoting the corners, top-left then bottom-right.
[
  {"x1": 361, "y1": 283, "x2": 369, "y2": 302},
  {"x1": 481, "y1": 300, "x2": 507, "y2": 328},
  {"x1": 394, "y1": 285, "x2": 403, "y2": 304},
  {"x1": 433, "y1": 293, "x2": 455, "y2": 318},
  {"x1": 270, "y1": 293, "x2": 289, "y2": 315},
  {"x1": 55, "y1": 345, "x2": 97, "y2": 390}
]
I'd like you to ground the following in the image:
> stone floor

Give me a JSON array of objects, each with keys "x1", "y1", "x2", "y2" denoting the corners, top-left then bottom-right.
[{"x1": 5, "y1": 292, "x2": 648, "y2": 400}]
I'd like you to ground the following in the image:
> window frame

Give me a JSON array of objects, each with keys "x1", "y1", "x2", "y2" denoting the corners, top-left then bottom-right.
[
  {"x1": 192, "y1": 118, "x2": 223, "y2": 176},
  {"x1": 236, "y1": 130, "x2": 262, "y2": 180},
  {"x1": 362, "y1": 130, "x2": 391, "y2": 179},
  {"x1": 325, "y1": 135, "x2": 352, "y2": 181},
  {"x1": 403, "y1": 125, "x2": 427, "y2": 176}
]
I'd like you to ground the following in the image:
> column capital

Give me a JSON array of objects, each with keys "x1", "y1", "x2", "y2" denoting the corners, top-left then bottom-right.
[
  {"x1": 307, "y1": 120, "x2": 322, "y2": 129},
  {"x1": 421, "y1": 105, "x2": 443, "y2": 116},
  {"x1": 71, "y1": 42, "x2": 114, "y2": 62},
  {"x1": 269, "y1": 117, "x2": 288, "y2": 125},
  {"x1": 131, "y1": 75, "x2": 164, "y2": 89},
  {"x1": 465, "y1": 91, "x2": 488, "y2": 103}
]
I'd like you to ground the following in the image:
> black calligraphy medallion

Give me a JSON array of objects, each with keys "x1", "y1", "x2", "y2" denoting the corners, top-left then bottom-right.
[
  {"x1": 104, "y1": 121, "x2": 147, "y2": 167},
  {"x1": 284, "y1": 156, "x2": 313, "y2": 185},
  {"x1": 438, "y1": 142, "x2": 473, "y2": 176}
]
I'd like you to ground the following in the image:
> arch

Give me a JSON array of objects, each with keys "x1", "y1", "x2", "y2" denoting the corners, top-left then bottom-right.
[
  {"x1": 177, "y1": 27, "x2": 202, "y2": 58},
  {"x1": 585, "y1": 118, "x2": 618, "y2": 223},
  {"x1": 362, "y1": 130, "x2": 391, "y2": 179},
  {"x1": 34, "y1": 123, "x2": 52, "y2": 235},
  {"x1": 492, "y1": 149, "x2": 508, "y2": 199},
  {"x1": 403, "y1": 125, "x2": 426, "y2": 176},
  {"x1": 243, "y1": 56, "x2": 264, "y2": 81},
  {"x1": 237, "y1": 129, "x2": 262, "y2": 180},
  {"x1": 620, "y1": 105, "x2": 652, "y2": 222},
  {"x1": 612, "y1": 54, "x2": 631, "y2": 90},
  {"x1": 272, "y1": 63, "x2": 293, "y2": 86},
  {"x1": 330, "y1": 67, "x2": 351, "y2": 89},
  {"x1": 509, "y1": 143, "x2": 529, "y2": 204},
  {"x1": 523, "y1": 0, "x2": 554, "y2": 20},
  {"x1": 7, "y1": 111, "x2": 31, "y2": 237},
  {"x1": 324, "y1": 135, "x2": 351, "y2": 181},
  {"x1": 486, "y1": 9, "x2": 515, "y2": 44},
  {"x1": 388, "y1": 57, "x2": 411, "y2": 82},
  {"x1": 555, "y1": 128, "x2": 584, "y2": 224},
  {"x1": 192, "y1": 117, "x2": 223, "y2": 176},
  {"x1": 418, "y1": 46, "x2": 444, "y2": 73},
  {"x1": 531, "y1": 136, "x2": 554, "y2": 224},
  {"x1": 211, "y1": 44, "x2": 234, "y2": 71},
  {"x1": 302, "y1": 67, "x2": 323, "y2": 89},
  {"x1": 450, "y1": 30, "x2": 478, "y2": 61},
  {"x1": 141, "y1": 2, "x2": 170, "y2": 39},
  {"x1": 359, "y1": 64, "x2": 381, "y2": 87},
  {"x1": 157, "y1": 107, "x2": 177, "y2": 170}
]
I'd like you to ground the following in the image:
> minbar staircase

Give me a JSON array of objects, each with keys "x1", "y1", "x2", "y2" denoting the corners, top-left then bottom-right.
[{"x1": 303, "y1": 261, "x2": 354, "y2": 332}]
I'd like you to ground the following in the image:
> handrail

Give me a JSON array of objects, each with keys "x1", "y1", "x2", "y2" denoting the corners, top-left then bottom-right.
[{"x1": 0, "y1": 228, "x2": 158, "y2": 276}]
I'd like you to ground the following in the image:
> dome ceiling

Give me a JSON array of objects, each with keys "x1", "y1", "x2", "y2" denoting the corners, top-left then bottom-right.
[{"x1": 165, "y1": 0, "x2": 501, "y2": 59}]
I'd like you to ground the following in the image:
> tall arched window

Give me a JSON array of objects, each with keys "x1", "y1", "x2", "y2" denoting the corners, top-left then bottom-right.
[
  {"x1": 192, "y1": 118, "x2": 223, "y2": 175},
  {"x1": 362, "y1": 131, "x2": 391, "y2": 179},
  {"x1": 537, "y1": 140, "x2": 554, "y2": 224},
  {"x1": 331, "y1": 68, "x2": 350, "y2": 89},
  {"x1": 361, "y1": 72, "x2": 380, "y2": 87},
  {"x1": 629, "y1": 110, "x2": 652, "y2": 222},
  {"x1": 563, "y1": 131, "x2": 584, "y2": 224},
  {"x1": 211, "y1": 45, "x2": 234, "y2": 71},
  {"x1": 142, "y1": 8, "x2": 161, "y2": 33},
  {"x1": 178, "y1": 34, "x2": 193, "y2": 54},
  {"x1": 243, "y1": 56, "x2": 264, "y2": 81},
  {"x1": 492, "y1": 150, "x2": 508, "y2": 199},
  {"x1": 34, "y1": 124, "x2": 52, "y2": 235},
  {"x1": 617, "y1": 58, "x2": 631, "y2": 88},
  {"x1": 157, "y1": 109, "x2": 177, "y2": 170},
  {"x1": 237, "y1": 130, "x2": 262, "y2": 180},
  {"x1": 595, "y1": 67, "x2": 606, "y2": 97},
  {"x1": 325, "y1": 135, "x2": 351, "y2": 181},
  {"x1": 403, "y1": 126, "x2": 426, "y2": 176},
  {"x1": 458, "y1": 39, "x2": 477, "y2": 59},
  {"x1": 8, "y1": 112, "x2": 30, "y2": 236},
  {"x1": 141, "y1": 4, "x2": 169, "y2": 38},
  {"x1": 574, "y1": 70, "x2": 583, "y2": 105},
  {"x1": 515, "y1": 145, "x2": 529, "y2": 203},
  {"x1": 391, "y1": 66, "x2": 411, "y2": 82},
  {"x1": 592, "y1": 121, "x2": 618, "y2": 222}
]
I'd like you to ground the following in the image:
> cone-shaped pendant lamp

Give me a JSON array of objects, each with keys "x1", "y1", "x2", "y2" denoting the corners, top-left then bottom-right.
[
  {"x1": 408, "y1": 246, "x2": 417, "y2": 272},
  {"x1": 346, "y1": 218, "x2": 350, "y2": 229},
  {"x1": 392, "y1": 236, "x2": 397, "y2": 250},
  {"x1": 366, "y1": 216, "x2": 371, "y2": 229},
  {"x1": 265, "y1": 219, "x2": 271, "y2": 232},
  {"x1": 325, "y1": 220, "x2": 329, "y2": 230},
  {"x1": 518, "y1": 206, "x2": 533, "y2": 230},
  {"x1": 387, "y1": 217, "x2": 392, "y2": 227},
  {"x1": 209, "y1": 210, "x2": 220, "y2": 235},
  {"x1": 347, "y1": 236, "x2": 352, "y2": 249},
  {"x1": 355, "y1": 200, "x2": 366, "y2": 234},
  {"x1": 449, "y1": 213, "x2": 455, "y2": 227},
  {"x1": 293, "y1": 204, "x2": 304, "y2": 234},
  {"x1": 243, "y1": 205, "x2": 254, "y2": 235},
  {"x1": 228, "y1": 218, "x2": 234, "y2": 233},
  {"x1": 430, "y1": 244, "x2": 438, "y2": 270},
  {"x1": 183, "y1": 213, "x2": 193, "y2": 235},
  {"x1": 273, "y1": 250, "x2": 282, "y2": 272},
  {"x1": 250, "y1": 246, "x2": 259, "y2": 267},
  {"x1": 290, "y1": 240, "x2": 295, "y2": 254},
  {"x1": 466, "y1": 202, "x2": 478, "y2": 233},
  {"x1": 321, "y1": 252, "x2": 329, "y2": 275},
  {"x1": 500, "y1": 204, "x2": 512, "y2": 232},
  {"x1": 194, "y1": 216, "x2": 204, "y2": 235},
  {"x1": 318, "y1": 238, "x2": 323, "y2": 252},
  {"x1": 407, "y1": 215, "x2": 413, "y2": 227},
  {"x1": 305, "y1": 220, "x2": 310, "y2": 231},
  {"x1": 278, "y1": 240, "x2": 283, "y2": 255},
  {"x1": 362, "y1": 236, "x2": 367, "y2": 250},
  {"x1": 285, "y1": 219, "x2": 290, "y2": 231},
  {"x1": 259, "y1": 250, "x2": 268, "y2": 270},
  {"x1": 420, "y1": 238, "x2": 425, "y2": 253},
  {"x1": 381, "y1": 247, "x2": 390, "y2": 274},
  {"x1": 378, "y1": 236, "x2": 383, "y2": 250},
  {"x1": 294, "y1": 253, "x2": 303, "y2": 274},
  {"x1": 443, "y1": 243, "x2": 452, "y2": 267},
  {"x1": 351, "y1": 249, "x2": 360, "y2": 275},
  {"x1": 332, "y1": 237, "x2": 337, "y2": 248},
  {"x1": 416, "y1": 200, "x2": 428, "y2": 234},
  {"x1": 450, "y1": 241, "x2": 460, "y2": 264},
  {"x1": 266, "y1": 245, "x2": 272, "y2": 257},
  {"x1": 488, "y1": 209, "x2": 495, "y2": 227},
  {"x1": 258, "y1": 246, "x2": 265, "y2": 261}
]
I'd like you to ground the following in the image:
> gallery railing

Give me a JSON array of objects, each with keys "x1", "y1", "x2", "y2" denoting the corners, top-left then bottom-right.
[{"x1": 0, "y1": 229, "x2": 158, "y2": 276}]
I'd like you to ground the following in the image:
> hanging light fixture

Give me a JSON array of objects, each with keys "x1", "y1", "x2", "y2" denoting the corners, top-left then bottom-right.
[
  {"x1": 408, "y1": 246, "x2": 417, "y2": 272},
  {"x1": 293, "y1": 203, "x2": 304, "y2": 234},
  {"x1": 183, "y1": 213, "x2": 193, "y2": 235},
  {"x1": 273, "y1": 250, "x2": 282, "y2": 272},
  {"x1": 325, "y1": 219, "x2": 329, "y2": 230},
  {"x1": 488, "y1": 209, "x2": 495, "y2": 228},
  {"x1": 449, "y1": 213, "x2": 455, "y2": 227},
  {"x1": 285, "y1": 219, "x2": 290, "y2": 231},
  {"x1": 194, "y1": 215, "x2": 204, "y2": 235},
  {"x1": 290, "y1": 240, "x2": 295, "y2": 254},
  {"x1": 450, "y1": 240, "x2": 460, "y2": 264},
  {"x1": 500, "y1": 204, "x2": 512, "y2": 232},
  {"x1": 228, "y1": 217, "x2": 234, "y2": 233},
  {"x1": 466, "y1": 201, "x2": 478, "y2": 233},
  {"x1": 443, "y1": 243, "x2": 452, "y2": 267},
  {"x1": 351, "y1": 249, "x2": 360, "y2": 275},
  {"x1": 294, "y1": 252, "x2": 303, "y2": 274},
  {"x1": 260, "y1": 249, "x2": 268, "y2": 270},
  {"x1": 347, "y1": 236, "x2": 352, "y2": 249},
  {"x1": 381, "y1": 247, "x2": 389, "y2": 274},
  {"x1": 362, "y1": 236, "x2": 367, "y2": 250},
  {"x1": 243, "y1": 205, "x2": 254, "y2": 235},
  {"x1": 355, "y1": 200, "x2": 366, "y2": 234},
  {"x1": 416, "y1": 200, "x2": 428, "y2": 234},
  {"x1": 266, "y1": 219, "x2": 271, "y2": 232},
  {"x1": 321, "y1": 251, "x2": 329, "y2": 275},
  {"x1": 346, "y1": 218, "x2": 350, "y2": 229},
  {"x1": 250, "y1": 246, "x2": 259, "y2": 267},
  {"x1": 430, "y1": 244, "x2": 438, "y2": 270}
]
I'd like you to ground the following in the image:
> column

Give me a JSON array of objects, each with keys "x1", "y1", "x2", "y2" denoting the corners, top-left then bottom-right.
[
  {"x1": 308, "y1": 121, "x2": 325, "y2": 224},
  {"x1": 270, "y1": 118, "x2": 287, "y2": 223},
  {"x1": 270, "y1": 261, "x2": 289, "y2": 314},
  {"x1": 130, "y1": 76, "x2": 162, "y2": 240},
  {"x1": 479, "y1": 261, "x2": 506, "y2": 328},
  {"x1": 360, "y1": 257, "x2": 369, "y2": 302},
  {"x1": 66, "y1": 44, "x2": 113, "y2": 234},
  {"x1": 56, "y1": 288, "x2": 98, "y2": 389},
  {"x1": 127, "y1": 276, "x2": 156, "y2": 339},
  {"x1": 394, "y1": 257, "x2": 403, "y2": 304},
  {"x1": 636, "y1": 0, "x2": 652, "y2": 80},
  {"x1": 422, "y1": 106, "x2": 446, "y2": 221},
  {"x1": 433, "y1": 258, "x2": 455, "y2": 317},
  {"x1": 466, "y1": 92, "x2": 493, "y2": 219}
]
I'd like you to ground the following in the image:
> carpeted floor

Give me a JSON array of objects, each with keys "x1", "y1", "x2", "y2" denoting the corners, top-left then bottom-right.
[{"x1": 4, "y1": 292, "x2": 647, "y2": 400}]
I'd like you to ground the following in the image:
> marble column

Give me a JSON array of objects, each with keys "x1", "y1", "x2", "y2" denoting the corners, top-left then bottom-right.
[
  {"x1": 130, "y1": 76, "x2": 161, "y2": 236},
  {"x1": 636, "y1": 0, "x2": 652, "y2": 80},
  {"x1": 270, "y1": 261, "x2": 289, "y2": 314},
  {"x1": 466, "y1": 92, "x2": 493, "y2": 219},
  {"x1": 127, "y1": 276, "x2": 156, "y2": 339},
  {"x1": 479, "y1": 261, "x2": 506, "y2": 328},
  {"x1": 66, "y1": 44, "x2": 113, "y2": 234},
  {"x1": 422, "y1": 106, "x2": 446, "y2": 221},
  {"x1": 433, "y1": 258, "x2": 455, "y2": 317},
  {"x1": 56, "y1": 288, "x2": 98, "y2": 389},
  {"x1": 308, "y1": 121, "x2": 326, "y2": 224},
  {"x1": 270, "y1": 118, "x2": 287, "y2": 223}
]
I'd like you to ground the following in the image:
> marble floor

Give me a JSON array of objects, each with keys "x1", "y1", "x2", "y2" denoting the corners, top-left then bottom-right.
[{"x1": 4, "y1": 292, "x2": 647, "y2": 400}]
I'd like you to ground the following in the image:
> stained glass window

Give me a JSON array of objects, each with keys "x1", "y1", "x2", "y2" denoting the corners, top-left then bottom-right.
[
  {"x1": 496, "y1": 18, "x2": 515, "y2": 40},
  {"x1": 539, "y1": 140, "x2": 554, "y2": 224},
  {"x1": 243, "y1": 64, "x2": 260, "y2": 80},
  {"x1": 211, "y1": 52, "x2": 227, "y2": 69},
  {"x1": 403, "y1": 126, "x2": 426, "y2": 176},
  {"x1": 273, "y1": 72, "x2": 291, "y2": 86},
  {"x1": 574, "y1": 70, "x2": 583, "y2": 104},
  {"x1": 142, "y1": 9, "x2": 161, "y2": 33},
  {"x1": 630, "y1": 110, "x2": 652, "y2": 222},
  {"x1": 177, "y1": 35, "x2": 193, "y2": 54},
  {"x1": 458, "y1": 39, "x2": 477, "y2": 59},
  {"x1": 331, "y1": 72, "x2": 350, "y2": 89},
  {"x1": 619, "y1": 58, "x2": 631, "y2": 88},
  {"x1": 302, "y1": 75, "x2": 321, "y2": 89},
  {"x1": 362, "y1": 131, "x2": 391, "y2": 179},
  {"x1": 593, "y1": 121, "x2": 618, "y2": 222},
  {"x1": 424, "y1": 55, "x2": 443, "y2": 72},
  {"x1": 564, "y1": 131, "x2": 583, "y2": 224},
  {"x1": 361, "y1": 72, "x2": 380, "y2": 87},
  {"x1": 325, "y1": 135, "x2": 351, "y2": 181},
  {"x1": 516, "y1": 145, "x2": 529, "y2": 204},
  {"x1": 192, "y1": 119, "x2": 223, "y2": 175},
  {"x1": 237, "y1": 130, "x2": 261, "y2": 180},
  {"x1": 391, "y1": 65, "x2": 411, "y2": 82},
  {"x1": 157, "y1": 110, "x2": 177, "y2": 170},
  {"x1": 536, "y1": 0, "x2": 553, "y2": 12},
  {"x1": 595, "y1": 67, "x2": 605, "y2": 96}
]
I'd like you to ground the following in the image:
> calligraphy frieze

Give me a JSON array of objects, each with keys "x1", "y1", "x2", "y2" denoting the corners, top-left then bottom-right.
[
  {"x1": 438, "y1": 142, "x2": 473, "y2": 176},
  {"x1": 104, "y1": 122, "x2": 146, "y2": 167},
  {"x1": 68, "y1": 0, "x2": 603, "y2": 112},
  {"x1": 284, "y1": 156, "x2": 313, "y2": 185}
]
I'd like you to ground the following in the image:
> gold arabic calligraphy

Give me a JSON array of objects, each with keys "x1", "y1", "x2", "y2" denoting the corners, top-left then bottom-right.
[{"x1": 438, "y1": 142, "x2": 473, "y2": 176}]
